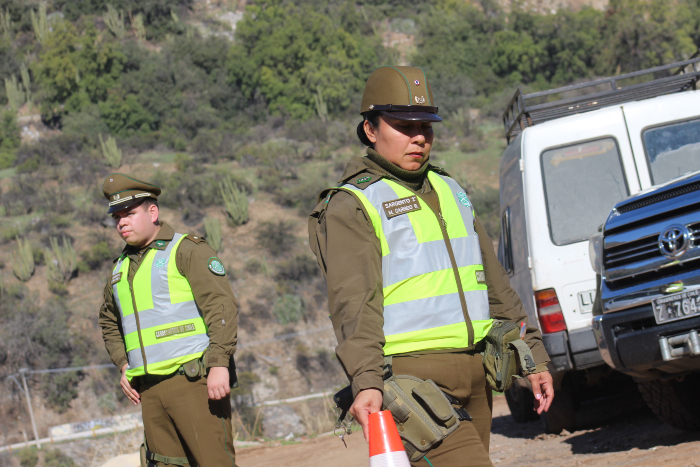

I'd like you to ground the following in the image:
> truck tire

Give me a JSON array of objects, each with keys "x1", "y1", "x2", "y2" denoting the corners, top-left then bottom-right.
[
  {"x1": 637, "y1": 373, "x2": 700, "y2": 431},
  {"x1": 541, "y1": 378, "x2": 576, "y2": 434},
  {"x1": 505, "y1": 383, "x2": 538, "y2": 423}
]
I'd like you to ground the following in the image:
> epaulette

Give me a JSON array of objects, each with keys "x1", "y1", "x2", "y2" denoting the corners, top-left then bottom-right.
[
  {"x1": 338, "y1": 170, "x2": 384, "y2": 190},
  {"x1": 185, "y1": 234, "x2": 207, "y2": 244},
  {"x1": 429, "y1": 164, "x2": 452, "y2": 178}
]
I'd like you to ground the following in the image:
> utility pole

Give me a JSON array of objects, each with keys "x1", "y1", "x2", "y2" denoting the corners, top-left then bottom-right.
[{"x1": 19, "y1": 369, "x2": 41, "y2": 449}]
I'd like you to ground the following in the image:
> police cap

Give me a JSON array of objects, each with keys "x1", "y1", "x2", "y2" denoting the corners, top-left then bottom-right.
[
  {"x1": 102, "y1": 173, "x2": 161, "y2": 213},
  {"x1": 357, "y1": 66, "x2": 441, "y2": 145}
]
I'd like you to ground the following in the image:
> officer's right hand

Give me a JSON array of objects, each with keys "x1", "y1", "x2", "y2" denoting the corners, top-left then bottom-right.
[
  {"x1": 120, "y1": 364, "x2": 140, "y2": 405},
  {"x1": 349, "y1": 388, "x2": 383, "y2": 443}
]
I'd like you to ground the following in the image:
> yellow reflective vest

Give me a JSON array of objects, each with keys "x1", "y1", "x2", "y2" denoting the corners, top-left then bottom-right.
[
  {"x1": 339, "y1": 171, "x2": 493, "y2": 355},
  {"x1": 112, "y1": 233, "x2": 209, "y2": 379}
]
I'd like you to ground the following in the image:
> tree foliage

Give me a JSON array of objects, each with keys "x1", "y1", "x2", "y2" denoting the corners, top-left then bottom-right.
[{"x1": 228, "y1": 0, "x2": 378, "y2": 119}]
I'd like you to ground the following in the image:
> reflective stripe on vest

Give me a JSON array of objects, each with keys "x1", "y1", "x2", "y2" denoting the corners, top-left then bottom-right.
[
  {"x1": 113, "y1": 233, "x2": 209, "y2": 378},
  {"x1": 340, "y1": 171, "x2": 492, "y2": 355}
]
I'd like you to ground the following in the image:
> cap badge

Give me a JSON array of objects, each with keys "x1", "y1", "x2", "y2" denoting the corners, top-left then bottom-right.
[
  {"x1": 113, "y1": 194, "x2": 120, "y2": 201},
  {"x1": 109, "y1": 178, "x2": 114, "y2": 182},
  {"x1": 415, "y1": 96, "x2": 425, "y2": 104},
  {"x1": 414, "y1": 80, "x2": 420, "y2": 85}
]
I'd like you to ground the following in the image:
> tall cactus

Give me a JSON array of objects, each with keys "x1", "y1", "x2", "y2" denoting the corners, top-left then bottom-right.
[
  {"x1": 314, "y1": 87, "x2": 328, "y2": 123},
  {"x1": 20, "y1": 64, "x2": 31, "y2": 106},
  {"x1": 12, "y1": 237, "x2": 34, "y2": 282},
  {"x1": 4, "y1": 75, "x2": 25, "y2": 112},
  {"x1": 0, "y1": 8, "x2": 14, "y2": 37},
  {"x1": 99, "y1": 133, "x2": 122, "y2": 168},
  {"x1": 204, "y1": 216, "x2": 223, "y2": 252},
  {"x1": 30, "y1": 2, "x2": 49, "y2": 44},
  {"x1": 45, "y1": 236, "x2": 77, "y2": 285},
  {"x1": 104, "y1": 4, "x2": 125, "y2": 39},
  {"x1": 219, "y1": 177, "x2": 249, "y2": 227},
  {"x1": 130, "y1": 12, "x2": 146, "y2": 41}
]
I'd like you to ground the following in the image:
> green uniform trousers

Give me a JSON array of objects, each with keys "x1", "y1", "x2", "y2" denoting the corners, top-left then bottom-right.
[
  {"x1": 139, "y1": 372, "x2": 236, "y2": 467},
  {"x1": 392, "y1": 352, "x2": 493, "y2": 467}
]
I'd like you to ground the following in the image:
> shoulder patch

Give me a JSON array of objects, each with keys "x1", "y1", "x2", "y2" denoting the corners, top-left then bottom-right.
[
  {"x1": 207, "y1": 257, "x2": 226, "y2": 276},
  {"x1": 357, "y1": 176, "x2": 372, "y2": 184},
  {"x1": 154, "y1": 240, "x2": 167, "y2": 248},
  {"x1": 342, "y1": 173, "x2": 384, "y2": 190}
]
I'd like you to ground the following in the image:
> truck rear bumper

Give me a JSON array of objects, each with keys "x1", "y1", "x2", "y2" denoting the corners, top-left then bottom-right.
[
  {"x1": 543, "y1": 325, "x2": 604, "y2": 372},
  {"x1": 592, "y1": 305, "x2": 700, "y2": 379}
]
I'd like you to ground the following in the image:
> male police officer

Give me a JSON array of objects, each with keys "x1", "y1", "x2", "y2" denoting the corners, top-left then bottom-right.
[
  {"x1": 99, "y1": 173, "x2": 237, "y2": 467},
  {"x1": 309, "y1": 66, "x2": 553, "y2": 466}
]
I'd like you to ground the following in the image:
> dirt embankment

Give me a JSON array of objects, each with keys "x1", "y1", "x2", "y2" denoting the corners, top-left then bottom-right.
[{"x1": 236, "y1": 394, "x2": 700, "y2": 467}]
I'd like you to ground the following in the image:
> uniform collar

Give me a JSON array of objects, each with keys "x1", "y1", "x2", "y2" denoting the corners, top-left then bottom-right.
[{"x1": 119, "y1": 222, "x2": 175, "y2": 257}]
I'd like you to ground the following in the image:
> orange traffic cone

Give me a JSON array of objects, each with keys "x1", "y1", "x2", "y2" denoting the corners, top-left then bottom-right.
[{"x1": 368, "y1": 410, "x2": 411, "y2": 467}]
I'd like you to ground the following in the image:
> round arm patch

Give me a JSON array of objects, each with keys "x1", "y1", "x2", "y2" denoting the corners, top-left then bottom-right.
[{"x1": 208, "y1": 257, "x2": 226, "y2": 276}]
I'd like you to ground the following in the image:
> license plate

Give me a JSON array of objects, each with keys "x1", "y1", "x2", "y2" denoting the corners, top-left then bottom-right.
[
  {"x1": 653, "y1": 289, "x2": 700, "y2": 324},
  {"x1": 577, "y1": 289, "x2": 596, "y2": 314}
]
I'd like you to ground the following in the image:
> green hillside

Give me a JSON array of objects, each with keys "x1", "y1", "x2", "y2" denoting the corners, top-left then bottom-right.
[{"x1": 1, "y1": 0, "x2": 699, "y2": 458}]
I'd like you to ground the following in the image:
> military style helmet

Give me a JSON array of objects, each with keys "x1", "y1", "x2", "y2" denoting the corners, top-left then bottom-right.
[{"x1": 357, "y1": 66, "x2": 441, "y2": 146}]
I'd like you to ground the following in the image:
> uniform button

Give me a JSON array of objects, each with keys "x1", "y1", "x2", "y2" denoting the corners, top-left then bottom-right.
[
  {"x1": 421, "y1": 440, "x2": 426, "y2": 446},
  {"x1": 399, "y1": 426, "x2": 404, "y2": 432}
]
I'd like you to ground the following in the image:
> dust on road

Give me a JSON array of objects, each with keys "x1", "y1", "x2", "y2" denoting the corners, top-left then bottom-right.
[{"x1": 236, "y1": 395, "x2": 700, "y2": 467}]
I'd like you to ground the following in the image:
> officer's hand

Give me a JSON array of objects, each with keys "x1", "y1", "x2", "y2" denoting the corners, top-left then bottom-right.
[
  {"x1": 120, "y1": 364, "x2": 140, "y2": 405},
  {"x1": 207, "y1": 366, "x2": 230, "y2": 400},
  {"x1": 349, "y1": 388, "x2": 383, "y2": 443},
  {"x1": 528, "y1": 370, "x2": 554, "y2": 415}
]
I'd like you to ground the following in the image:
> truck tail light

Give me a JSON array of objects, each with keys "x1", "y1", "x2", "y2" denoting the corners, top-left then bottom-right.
[{"x1": 535, "y1": 288, "x2": 567, "y2": 334}]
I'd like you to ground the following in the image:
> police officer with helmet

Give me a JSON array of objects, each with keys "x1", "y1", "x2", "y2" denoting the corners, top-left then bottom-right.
[
  {"x1": 99, "y1": 174, "x2": 237, "y2": 467},
  {"x1": 308, "y1": 66, "x2": 555, "y2": 465}
]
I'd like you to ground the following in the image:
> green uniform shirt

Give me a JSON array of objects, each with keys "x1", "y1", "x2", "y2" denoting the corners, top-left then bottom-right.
[
  {"x1": 99, "y1": 222, "x2": 238, "y2": 370},
  {"x1": 309, "y1": 149, "x2": 550, "y2": 397}
]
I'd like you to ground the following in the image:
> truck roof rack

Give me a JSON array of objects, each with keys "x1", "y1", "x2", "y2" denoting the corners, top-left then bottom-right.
[{"x1": 502, "y1": 56, "x2": 700, "y2": 143}]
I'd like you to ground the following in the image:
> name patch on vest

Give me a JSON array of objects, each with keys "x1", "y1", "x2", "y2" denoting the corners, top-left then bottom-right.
[
  {"x1": 111, "y1": 272, "x2": 122, "y2": 285},
  {"x1": 383, "y1": 196, "x2": 422, "y2": 219},
  {"x1": 475, "y1": 270, "x2": 486, "y2": 285},
  {"x1": 155, "y1": 323, "x2": 196, "y2": 339}
]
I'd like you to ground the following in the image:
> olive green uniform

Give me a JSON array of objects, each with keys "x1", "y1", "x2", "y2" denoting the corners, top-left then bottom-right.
[
  {"x1": 309, "y1": 149, "x2": 550, "y2": 466},
  {"x1": 99, "y1": 222, "x2": 238, "y2": 466}
]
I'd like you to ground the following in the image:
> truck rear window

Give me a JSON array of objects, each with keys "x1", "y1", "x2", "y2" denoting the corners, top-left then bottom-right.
[
  {"x1": 643, "y1": 118, "x2": 700, "y2": 185},
  {"x1": 541, "y1": 138, "x2": 629, "y2": 245}
]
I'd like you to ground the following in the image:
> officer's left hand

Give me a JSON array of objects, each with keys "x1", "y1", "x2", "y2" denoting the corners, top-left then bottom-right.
[
  {"x1": 527, "y1": 370, "x2": 554, "y2": 415},
  {"x1": 207, "y1": 366, "x2": 230, "y2": 400}
]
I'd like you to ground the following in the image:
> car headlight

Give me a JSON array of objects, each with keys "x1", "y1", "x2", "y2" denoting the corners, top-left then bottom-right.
[{"x1": 589, "y1": 232, "x2": 604, "y2": 275}]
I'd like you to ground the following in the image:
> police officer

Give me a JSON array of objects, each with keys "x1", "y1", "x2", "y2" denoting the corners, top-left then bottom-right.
[
  {"x1": 308, "y1": 66, "x2": 554, "y2": 466},
  {"x1": 99, "y1": 174, "x2": 237, "y2": 467}
]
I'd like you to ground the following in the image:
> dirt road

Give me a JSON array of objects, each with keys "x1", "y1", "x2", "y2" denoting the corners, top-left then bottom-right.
[{"x1": 236, "y1": 394, "x2": 700, "y2": 467}]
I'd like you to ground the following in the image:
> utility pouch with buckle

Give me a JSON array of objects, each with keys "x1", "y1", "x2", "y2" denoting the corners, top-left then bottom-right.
[
  {"x1": 481, "y1": 320, "x2": 537, "y2": 392},
  {"x1": 382, "y1": 356, "x2": 466, "y2": 463},
  {"x1": 140, "y1": 432, "x2": 190, "y2": 467}
]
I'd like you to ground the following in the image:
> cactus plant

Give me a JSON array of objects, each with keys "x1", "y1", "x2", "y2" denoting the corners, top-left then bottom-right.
[
  {"x1": 45, "y1": 236, "x2": 77, "y2": 285},
  {"x1": 0, "y1": 8, "x2": 14, "y2": 37},
  {"x1": 104, "y1": 4, "x2": 125, "y2": 39},
  {"x1": 314, "y1": 87, "x2": 328, "y2": 123},
  {"x1": 4, "y1": 75, "x2": 25, "y2": 112},
  {"x1": 99, "y1": 133, "x2": 122, "y2": 168},
  {"x1": 130, "y1": 12, "x2": 146, "y2": 41},
  {"x1": 219, "y1": 177, "x2": 249, "y2": 227},
  {"x1": 204, "y1": 216, "x2": 223, "y2": 252},
  {"x1": 12, "y1": 237, "x2": 34, "y2": 282},
  {"x1": 20, "y1": 64, "x2": 31, "y2": 106},
  {"x1": 30, "y1": 3, "x2": 49, "y2": 44}
]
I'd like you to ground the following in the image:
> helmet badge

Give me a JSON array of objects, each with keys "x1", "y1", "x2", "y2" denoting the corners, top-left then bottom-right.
[{"x1": 415, "y1": 96, "x2": 426, "y2": 104}]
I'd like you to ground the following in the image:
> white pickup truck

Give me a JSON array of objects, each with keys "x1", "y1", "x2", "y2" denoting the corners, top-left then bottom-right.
[{"x1": 496, "y1": 57, "x2": 700, "y2": 432}]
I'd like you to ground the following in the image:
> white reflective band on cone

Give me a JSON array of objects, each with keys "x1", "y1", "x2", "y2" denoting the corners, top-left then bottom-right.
[{"x1": 369, "y1": 451, "x2": 411, "y2": 467}]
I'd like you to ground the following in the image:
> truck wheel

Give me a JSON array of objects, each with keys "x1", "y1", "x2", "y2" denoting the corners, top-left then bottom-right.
[
  {"x1": 505, "y1": 383, "x2": 538, "y2": 423},
  {"x1": 637, "y1": 373, "x2": 700, "y2": 431},
  {"x1": 541, "y1": 378, "x2": 576, "y2": 434}
]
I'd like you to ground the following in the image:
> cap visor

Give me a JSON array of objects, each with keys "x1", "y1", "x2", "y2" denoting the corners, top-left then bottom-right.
[
  {"x1": 380, "y1": 111, "x2": 442, "y2": 122},
  {"x1": 108, "y1": 198, "x2": 144, "y2": 214}
]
